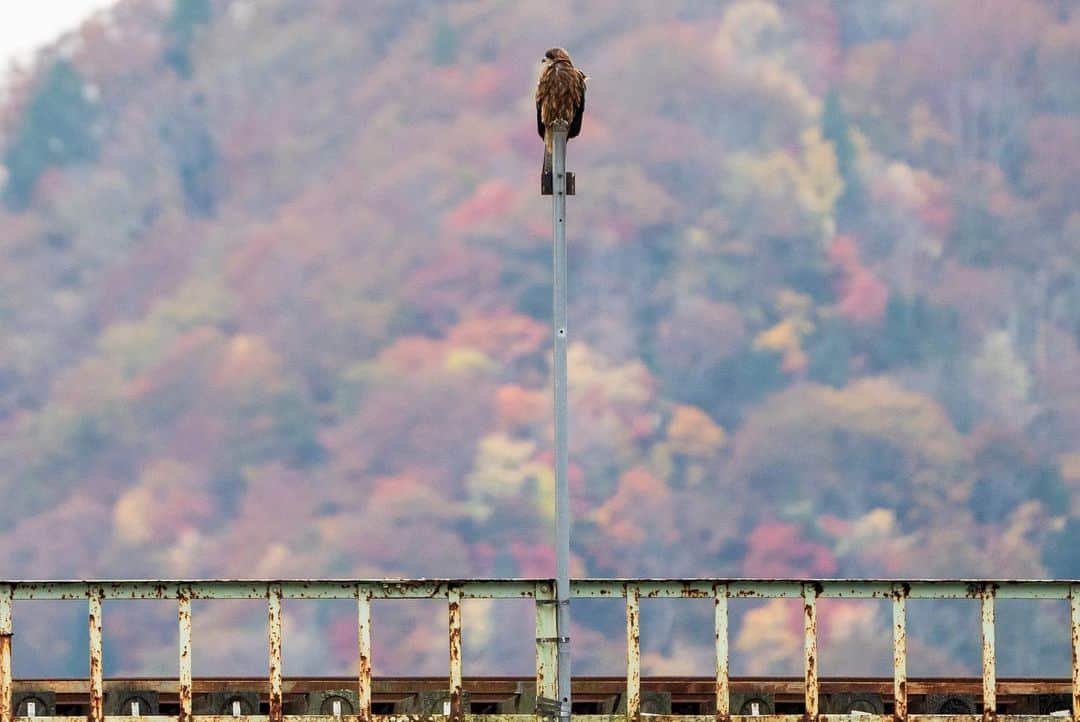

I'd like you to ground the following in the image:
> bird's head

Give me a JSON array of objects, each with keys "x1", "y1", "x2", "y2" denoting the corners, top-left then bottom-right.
[{"x1": 542, "y1": 47, "x2": 573, "y2": 67}]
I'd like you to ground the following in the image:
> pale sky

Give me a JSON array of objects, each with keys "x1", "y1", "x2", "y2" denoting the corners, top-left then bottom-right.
[{"x1": 0, "y1": 1, "x2": 116, "y2": 74}]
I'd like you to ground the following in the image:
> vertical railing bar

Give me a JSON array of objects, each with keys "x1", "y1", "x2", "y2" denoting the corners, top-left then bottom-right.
[
  {"x1": 626, "y1": 584, "x2": 641, "y2": 722},
  {"x1": 178, "y1": 588, "x2": 193, "y2": 722},
  {"x1": 1070, "y1": 584, "x2": 1080, "y2": 722},
  {"x1": 358, "y1": 586, "x2": 372, "y2": 722},
  {"x1": 89, "y1": 587, "x2": 104, "y2": 722},
  {"x1": 535, "y1": 581, "x2": 559, "y2": 718},
  {"x1": 714, "y1": 583, "x2": 729, "y2": 722},
  {"x1": 981, "y1": 586, "x2": 996, "y2": 722},
  {"x1": 448, "y1": 585, "x2": 463, "y2": 722},
  {"x1": 0, "y1": 585, "x2": 12, "y2": 722},
  {"x1": 892, "y1": 584, "x2": 908, "y2": 722},
  {"x1": 802, "y1": 583, "x2": 818, "y2": 720},
  {"x1": 268, "y1": 584, "x2": 283, "y2": 722}
]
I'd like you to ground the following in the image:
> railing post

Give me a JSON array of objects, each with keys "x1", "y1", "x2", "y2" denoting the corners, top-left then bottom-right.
[
  {"x1": 802, "y1": 583, "x2": 818, "y2": 721},
  {"x1": 551, "y1": 118, "x2": 573, "y2": 722},
  {"x1": 1072, "y1": 585, "x2": 1080, "y2": 722},
  {"x1": 0, "y1": 585, "x2": 11, "y2": 722},
  {"x1": 536, "y1": 582, "x2": 559, "y2": 713},
  {"x1": 626, "y1": 585, "x2": 641, "y2": 722},
  {"x1": 981, "y1": 587, "x2": 996, "y2": 722},
  {"x1": 89, "y1": 587, "x2": 104, "y2": 722},
  {"x1": 178, "y1": 588, "x2": 193, "y2": 722},
  {"x1": 449, "y1": 585, "x2": 463, "y2": 722},
  {"x1": 358, "y1": 586, "x2": 372, "y2": 722},
  {"x1": 714, "y1": 584, "x2": 729, "y2": 722},
  {"x1": 268, "y1": 584, "x2": 283, "y2": 722},
  {"x1": 892, "y1": 584, "x2": 908, "y2": 722}
]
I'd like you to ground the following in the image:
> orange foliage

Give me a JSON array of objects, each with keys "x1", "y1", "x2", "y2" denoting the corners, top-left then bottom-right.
[
  {"x1": 495, "y1": 384, "x2": 547, "y2": 428},
  {"x1": 592, "y1": 467, "x2": 674, "y2": 546}
]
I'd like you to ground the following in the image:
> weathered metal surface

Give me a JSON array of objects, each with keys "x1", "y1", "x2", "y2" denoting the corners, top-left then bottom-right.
[
  {"x1": 1071, "y1": 585, "x2": 1080, "y2": 722},
  {"x1": 535, "y1": 582, "x2": 559, "y2": 708},
  {"x1": 0, "y1": 580, "x2": 536, "y2": 601},
  {"x1": 2, "y1": 579, "x2": 1076, "y2": 601},
  {"x1": 178, "y1": 590, "x2": 193, "y2": 722},
  {"x1": 2, "y1": 716, "x2": 1075, "y2": 722},
  {"x1": 0, "y1": 585, "x2": 11, "y2": 722},
  {"x1": 982, "y1": 589, "x2": 996, "y2": 722},
  {"x1": 4, "y1": 577, "x2": 1080, "y2": 722},
  {"x1": 358, "y1": 589, "x2": 372, "y2": 722},
  {"x1": 89, "y1": 588, "x2": 104, "y2": 722},
  {"x1": 714, "y1": 585, "x2": 729, "y2": 722},
  {"x1": 892, "y1": 584, "x2": 907, "y2": 722},
  {"x1": 269, "y1": 585, "x2": 284, "y2": 722},
  {"x1": 448, "y1": 586, "x2": 463, "y2": 722},
  {"x1": 802, "y1": 584, "x2": 818, "y2": 720},
  {"x1": 626, "y1": 585, "x2": 641, "y2": 722}
]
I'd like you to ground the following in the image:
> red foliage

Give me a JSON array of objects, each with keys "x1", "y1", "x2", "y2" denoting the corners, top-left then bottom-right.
[
  {"x1": 828, "y1": 235, "x2": 889, "y2": 324},
  {"x1": 444, "y1": 180, "x2": 517, "y2": 232}
]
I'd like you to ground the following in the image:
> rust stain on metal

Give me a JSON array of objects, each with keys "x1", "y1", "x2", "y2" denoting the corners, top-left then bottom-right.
[
  {"x1": 358, "y1": 590, "x2": 372, "y2": 722},
  {"x1": 802, "y1": 585, "x2": 818, "y2": 722},
  {"x1": 892, "y1": 585, "x2": 908, "y2": 722},
  {"x1": 981, "y1": 589, "x2": 996, "y2": 722},
  {"x1": 626, "y1": 586, "x2": 641, "y2": 722},
  {"x1": 178, "y1": 591, "x2": 193, "y2": 722},
  {"x1": 1070, "y1": 586, "x2": 1080, "y2": 722},
  {"x1": 448, "y1": 587, "x2": 463, "y2": 722},
  {"x1": 88, "y1": 590, "x2": 104, "y2": 722},
  {"x1": 714, "y1": 586, "x2": 729, "y2": 722},
  {"x1": 0, "y1": 585, "x2": 10, "y2": 722},
  {"x1": 268, "y1": 585, "x2": 284, "y2": 722},
  {"x1": 0, "y1": 633, "x2": 11, "y2": 722}
]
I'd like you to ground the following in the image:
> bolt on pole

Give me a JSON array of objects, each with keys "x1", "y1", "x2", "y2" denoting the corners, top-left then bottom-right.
[{"x1": 550, "y1": 120, "x2": 572, "y2": 722}]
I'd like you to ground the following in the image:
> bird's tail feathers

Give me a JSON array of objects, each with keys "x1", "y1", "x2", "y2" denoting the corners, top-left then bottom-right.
[{"x1": 542, "y1": 127, "x2": 554, "y2": 175}]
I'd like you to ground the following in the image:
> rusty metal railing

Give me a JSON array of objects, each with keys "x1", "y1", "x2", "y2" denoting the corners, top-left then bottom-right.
[{"x1": 0, "y1": 579, "x2": 1079, "y2": 722}]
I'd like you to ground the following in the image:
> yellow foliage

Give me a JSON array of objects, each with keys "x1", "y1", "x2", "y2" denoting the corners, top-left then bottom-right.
[
  {"x1": 444, "y1": 346, "x2": 496, "y2": 374},
  {"x1": 667, "y1": 405, "x2": 727, "y2": 457},
  {"x1": 734, "y1": 599, "x2": 801, "y2": 674},
  {"x1": 798, "y1": 128, "x2": 844, "y2": 221},
  {"x1": 466, "y1": 433, "x2": 540, "y2": 520},
  {"x1": 114, "y1": 459, "x2": 213, "y2": 545},
  {"x1": 754, "y1": 319, "x2": 807, "y2": 373},
  {"x1": 754, "y1": 290, "x2": 815, "y2": 373}
]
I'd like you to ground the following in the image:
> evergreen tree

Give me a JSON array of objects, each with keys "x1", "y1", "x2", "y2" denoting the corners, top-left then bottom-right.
[
  {"x1": 165, "y1": 0, "x2": 212, "y2": 77},
  {"x1": 430, "y1": 17, "x2": 459, "y2": 67},
  {"x1": 2, "y1": 61, "x2": 99, "y2": 209},
  {"x1": 821, "y1": 89, "x2": 863, "y2": 216}
]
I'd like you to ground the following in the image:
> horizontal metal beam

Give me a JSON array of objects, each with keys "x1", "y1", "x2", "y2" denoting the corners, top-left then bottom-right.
[
  {"x1": 2, "y1": 715, "x2": 1074, "y2": 722},
  {"x1": 1, "y1": 580, "x2": 1074, "y2": 601}
]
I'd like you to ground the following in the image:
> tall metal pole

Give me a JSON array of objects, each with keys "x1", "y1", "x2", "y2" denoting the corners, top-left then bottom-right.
[{"x1": 551, "y1": 120, "x2": 572, "y2": 722}]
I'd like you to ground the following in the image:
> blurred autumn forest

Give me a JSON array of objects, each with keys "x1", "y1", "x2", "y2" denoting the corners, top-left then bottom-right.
[{"x1": 1, "y1": 0, "x2": 1080, "y2": 680}]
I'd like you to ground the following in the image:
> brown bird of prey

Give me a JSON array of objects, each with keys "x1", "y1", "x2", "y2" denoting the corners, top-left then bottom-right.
[{"x1": 536, "y1": 47, "x2": 587, "y2": 176}]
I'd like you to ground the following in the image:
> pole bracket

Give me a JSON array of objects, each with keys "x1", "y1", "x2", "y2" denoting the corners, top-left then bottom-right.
[{"x1": 541, "y1": 171, "x2": 576, "y2": 196}]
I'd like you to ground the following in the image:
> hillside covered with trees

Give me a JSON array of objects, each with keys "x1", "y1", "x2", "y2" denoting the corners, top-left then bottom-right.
[{"x1": 1, "y1": 0, "x2": 1079, "y2": 679}]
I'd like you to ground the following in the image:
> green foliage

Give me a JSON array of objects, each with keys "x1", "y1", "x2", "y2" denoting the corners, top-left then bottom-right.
[
  {"x1": 872, "y1": 293, "x2": 959, "y2": 369},
  {"x1": 430, "y1": 16, "x2": 459, "y2": 67},
  {"x1": 164, "y1": 0, "x2": 212, "y2": 77},
  {"x1": 821, "y1": 89, "x2": 863, "y2": 216},
  {"x1": 2, "y1": 61, "x2": 99, "y2": 208},
  {"x1": 807, "y1": 318, "x2": 852, "y2": 388}
]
